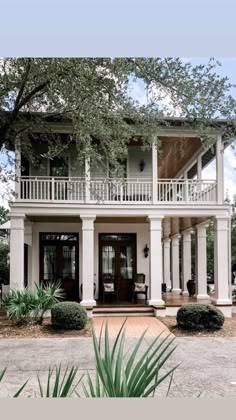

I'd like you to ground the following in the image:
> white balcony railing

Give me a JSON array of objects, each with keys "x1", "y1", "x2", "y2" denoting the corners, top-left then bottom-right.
[{"x1": 18, "y1": 177, "x2": 217, "y2": 204}]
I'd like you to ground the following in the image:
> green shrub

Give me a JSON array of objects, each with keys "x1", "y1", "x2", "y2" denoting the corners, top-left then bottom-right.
[
  {"x1": 1, "y1": 282, "x2": 64, "y2": 324},
  {"x1": 176, "y1": 304, "x2": 224, "y2": 331},
  {"x1": 51, "y1": 301, "x2": 88, "y2": 330}
]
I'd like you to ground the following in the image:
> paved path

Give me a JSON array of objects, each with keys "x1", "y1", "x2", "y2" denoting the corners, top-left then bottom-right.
[
  {"x1": 1, "y1": 319, "x2": 236, "y2": 397},
  {"x1": 93, "y1": 316, "x2": 171, "y2": 337}
]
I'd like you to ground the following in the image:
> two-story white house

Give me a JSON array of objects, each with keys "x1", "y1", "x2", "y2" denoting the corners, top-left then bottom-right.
[{"x1": 7, "y1": 116, "x2": 232, "y2": 317}]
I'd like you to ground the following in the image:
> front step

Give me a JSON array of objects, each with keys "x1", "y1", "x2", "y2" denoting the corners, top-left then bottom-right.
[{"x1": 92, "y1": 305, "x2": 155, "y2": 317}]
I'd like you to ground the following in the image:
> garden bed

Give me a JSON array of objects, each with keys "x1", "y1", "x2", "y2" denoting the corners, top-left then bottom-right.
[
  {"x1": 0, "y1": 316, "x2": 92, "y2": 338},
  {"x1": 159, "y1": 313, "x2": 236, "y2": 337}
]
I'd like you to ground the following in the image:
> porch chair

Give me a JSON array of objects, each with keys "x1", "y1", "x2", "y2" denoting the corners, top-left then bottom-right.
[
  {"x1": 132, "y1": 273, "x2": 148, "y2": 303},
  {"x1": 102, "y1": 274, "x2": 119, "y2": 303}
]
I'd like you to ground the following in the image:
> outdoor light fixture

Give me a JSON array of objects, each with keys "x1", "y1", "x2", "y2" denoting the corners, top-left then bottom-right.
[
  {"x1": 144, "y1": 244, "x2": 149, "y2": 258},
  {"x1": 139, "y1": 159, "x2": 145, "y2": 172}
]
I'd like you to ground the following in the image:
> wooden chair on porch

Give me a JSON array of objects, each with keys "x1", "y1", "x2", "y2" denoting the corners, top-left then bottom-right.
[
  {"x1": 102, "y1": 274, "x2": 119, "y2": 303},
  {"x1": 132, "y1": 273, "x2": 148, "y2": 303}
]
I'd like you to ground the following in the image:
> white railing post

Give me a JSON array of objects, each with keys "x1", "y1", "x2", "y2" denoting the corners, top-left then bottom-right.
[{"x1": 51, "y1": 177, "x2": 55, "y2": 201}]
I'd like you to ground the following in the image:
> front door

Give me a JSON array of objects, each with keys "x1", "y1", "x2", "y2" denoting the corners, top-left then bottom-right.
[
  {"x1": 99, "y1": 234, "x2": 136, "y2": 302},
  {"x1": 40, "y1": 233, "x2": 79, "y2": 300}
]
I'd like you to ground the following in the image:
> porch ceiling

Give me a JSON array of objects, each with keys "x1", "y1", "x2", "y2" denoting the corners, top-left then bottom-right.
[{"x1": 158, "y1": 136, "x2": 201, "y2": 178}]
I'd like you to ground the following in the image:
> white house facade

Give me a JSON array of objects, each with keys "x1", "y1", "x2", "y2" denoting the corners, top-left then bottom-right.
[{"x1": 8, "y1": 118, "x2": 232, "y2": 317}]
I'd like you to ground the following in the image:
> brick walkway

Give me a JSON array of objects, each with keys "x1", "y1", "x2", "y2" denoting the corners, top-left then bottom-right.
[{"x1": 93, "y1": 316, "x2": 171, "y2": 338}]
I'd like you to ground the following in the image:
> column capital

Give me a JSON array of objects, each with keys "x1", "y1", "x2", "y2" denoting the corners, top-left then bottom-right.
[
  {"x1": 81, "y1": 215, "x2": 96, "y2": 231},
  {"x1": 10, "y1": 215, "x2": 25, "y2": 230},
  {"x1": 171, "y1": 233, "x2": 181, "y2": 240},
  {"x1": 163, "y1": 237, "x2": 171, "y2": 244},
  {"x1": 147, "y1": 215, "x2": 164, "y2": 222}
]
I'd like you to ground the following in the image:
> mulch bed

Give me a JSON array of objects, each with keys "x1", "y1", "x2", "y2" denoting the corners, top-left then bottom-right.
[
  {"x1": 0, "y1": 317, "x2": 92, "y2": 338},
  {"x1": 159, "y1": 313, "x2": 236, "y2": 337}
]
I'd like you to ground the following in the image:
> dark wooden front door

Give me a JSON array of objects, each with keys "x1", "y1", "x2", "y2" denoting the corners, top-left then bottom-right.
[
  {"x1": 99, "y1": 234, "x2": 136, "y2": 302},
  {"x1": 40, "y1": 233, "x2": 79, "y2": 300}
]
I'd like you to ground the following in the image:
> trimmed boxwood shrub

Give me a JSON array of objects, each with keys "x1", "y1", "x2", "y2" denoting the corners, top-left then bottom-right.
[
  {"x1": 51, "y1": 301, "x2": 88, "y2": 330},
  {"x1": 176, "y1": 304, "x2": 225, "y2": 331}
]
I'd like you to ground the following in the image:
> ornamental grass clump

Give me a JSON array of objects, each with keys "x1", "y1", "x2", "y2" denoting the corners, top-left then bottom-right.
[
  {"x1": 80, "y1": 320, "x2": 178, "y2": 398},
  {"x1": 51, "y1": 301, "x2": 88, "y2": 330},
  {"x1": 176, "y1": 304, "x2": 225, "y2": 331}
]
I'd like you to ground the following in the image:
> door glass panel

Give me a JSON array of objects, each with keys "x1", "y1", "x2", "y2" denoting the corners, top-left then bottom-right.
[
  {"x1": 120, "y1": 245, "x2": 133, "y2": 279},
  {"x1": 102, "y1": 245, "x2": 115, "y2": 275},
  {"x1": 62, "y1": 245, "x2": 76, "y2": 280},
  {"x1": 43, "y1": 245, "x2": 57, "y2": 281}
]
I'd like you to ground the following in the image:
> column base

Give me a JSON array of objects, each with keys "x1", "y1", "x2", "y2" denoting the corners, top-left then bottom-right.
[
  {"x1": 197, "y1": 294, "x2": 210, "y2": 300},
  {"x1": 211, "y1": 298, "x2": 232, "y2": 305},
  {"x1": 148, "y1": 299, "x2": 165, "y2": 306},
  {"x1": 80, "y1": 299, "x2": 97, "y2": 307},
  {"x1": 181, "y1": 291, "x2": 189, "y2": 297},
  {"x1": 171, "y1": 288, "x2": 181, "y2": 295}
]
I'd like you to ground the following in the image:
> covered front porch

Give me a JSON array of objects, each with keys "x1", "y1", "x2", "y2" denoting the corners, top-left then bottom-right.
[{"x1": 9, "y1": 211, "x2": 232, "y2": 316}]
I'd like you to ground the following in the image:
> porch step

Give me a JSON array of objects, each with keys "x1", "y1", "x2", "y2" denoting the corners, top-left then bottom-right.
[{"x1": 92, "y1": 305, "x2": 154, "y2": 317}]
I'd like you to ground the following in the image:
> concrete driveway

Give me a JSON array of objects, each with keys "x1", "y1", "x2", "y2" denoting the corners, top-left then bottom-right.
[{"x1": 1, "y1": 335, "x2": 236, "y2": 397}]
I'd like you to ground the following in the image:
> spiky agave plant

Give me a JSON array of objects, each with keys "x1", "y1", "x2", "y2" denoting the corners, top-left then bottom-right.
[
  {"x1": 37, "y1": 365, "x2": 83, "y2": 398},
  {"x1": 0, "y1": 368, "x2": 28, "y2": 397},
  {"x1": 81, "y1": 320, "x2": 178, "y2": 398}
]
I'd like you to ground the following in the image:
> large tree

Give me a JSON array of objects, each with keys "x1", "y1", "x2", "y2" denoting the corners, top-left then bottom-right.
[{"x1": 0, "y1": 57, "x2": 236, "y2": 180}]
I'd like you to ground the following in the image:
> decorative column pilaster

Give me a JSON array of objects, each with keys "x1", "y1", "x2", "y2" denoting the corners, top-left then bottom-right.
[
  {"x1": 171, "y1": 234, "x2": 181, "y2": 294},
  {"x1": 216, "y1": 134, "x2": 224, "y2": 204},
  {"x1": 182, "y1": 229, "x2": 192, "y2": 296},
  {"x1": 80, "y1": 215, "x2": 96, "y2": 307},
  {"x1": 85, "y1": 156, "x2": 91, "y2": 203},
  {"x1": 148, "y1": 216, "x2": 164, "y2": 306},
  {"x1": 163, "y1": 238, "x2": 171, "y2": 291},
  {"x1": 10, "y1": 214, "x2": 25, "y2": 290},
  {"x1": 15, "y1": 137, "x2": 21, "y2": 199},
  {"x1": 212, "y1": 217, "x2": 231, "y2": 305},
  {"x1": 152, "y1": 138, "x2": 158, "y2": 204},
  {"x1": 195, "y1": 223, "x2": 209, "y2": 299}
]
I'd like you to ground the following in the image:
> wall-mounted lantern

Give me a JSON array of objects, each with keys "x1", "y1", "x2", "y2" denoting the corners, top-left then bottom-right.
[
  {"x1": 144, "y1": 244, "x2": 149, "y2": 258},
  {"x1": 139, "y1": 159, "x2": 145, "y2": 172}
]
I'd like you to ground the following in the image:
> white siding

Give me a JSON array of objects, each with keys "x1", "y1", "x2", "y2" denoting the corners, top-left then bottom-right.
[{"x1": 128, "y1": 146, "x2": 152, "y2": 179}]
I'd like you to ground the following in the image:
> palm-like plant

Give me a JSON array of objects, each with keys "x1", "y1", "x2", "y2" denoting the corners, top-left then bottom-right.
[
  {"x1": 1, "y1": 288, "x2": 37, "y2": 324},
  {"x1": 34, "y1": 281, "x2": 65, "y2": 323},
  {"x1": 81, "y1": 320, "x2": 178, "y2": 398}
]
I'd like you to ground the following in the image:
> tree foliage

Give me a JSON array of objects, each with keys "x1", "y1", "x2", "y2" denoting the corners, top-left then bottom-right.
[{"x1": 1, "y1": 58, "x2": 236, "y2": 179}]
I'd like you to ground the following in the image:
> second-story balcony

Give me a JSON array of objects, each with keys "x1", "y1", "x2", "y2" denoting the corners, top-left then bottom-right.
[{"x1": 18, "y1": 176, "x2": 218, "y2": 205}]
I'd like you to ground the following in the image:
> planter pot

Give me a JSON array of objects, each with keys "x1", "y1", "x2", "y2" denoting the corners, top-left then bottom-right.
[
  {"x1": 187, "y1": 279, "x2": 196, "y2": 297},
  {"x1": 161, "y1": 283, "x2": 167, "y2": 293}
]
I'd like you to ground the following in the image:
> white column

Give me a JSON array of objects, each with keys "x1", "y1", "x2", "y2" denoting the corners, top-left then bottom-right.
[
  {"x1": 171, "y1": 234, "x2": 181, "y2": 294},
  {"x1": 163, "y1": 238, "x2": 171, "y2": 291},
  {"x1": 85, "y1": 156, "x2": 91, "y2": 203},
  {"x1": 212, "y1": 217, "x2": 231, "y2": 305},
  {"x1": 216, "y1": 134, "x2": 224, "y2": 204},
  {"x1": 197, "y1": 155, "x2": 202, "y2": 180},
  {"x1": 182, "y1": 230, "x2": 192, "y2": 296},
  {"x1": 10, "y1": 214, "x2": 25, "y2": 290},
  {"x1": 195, "y1": 224, "x2": 209, "y2": 299},
  {"x1": 152, "y1": 138, "x2": 158, "y2": 204},
  {"x1": 80, "y1": 215, "x2": 96, "y2": 307},
  {"x1": 15, "y1": 138, "x2": 21, "y2": 199},
  {"x1": 148, "y1": 216, "x2": 164, "y2": 306}
]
